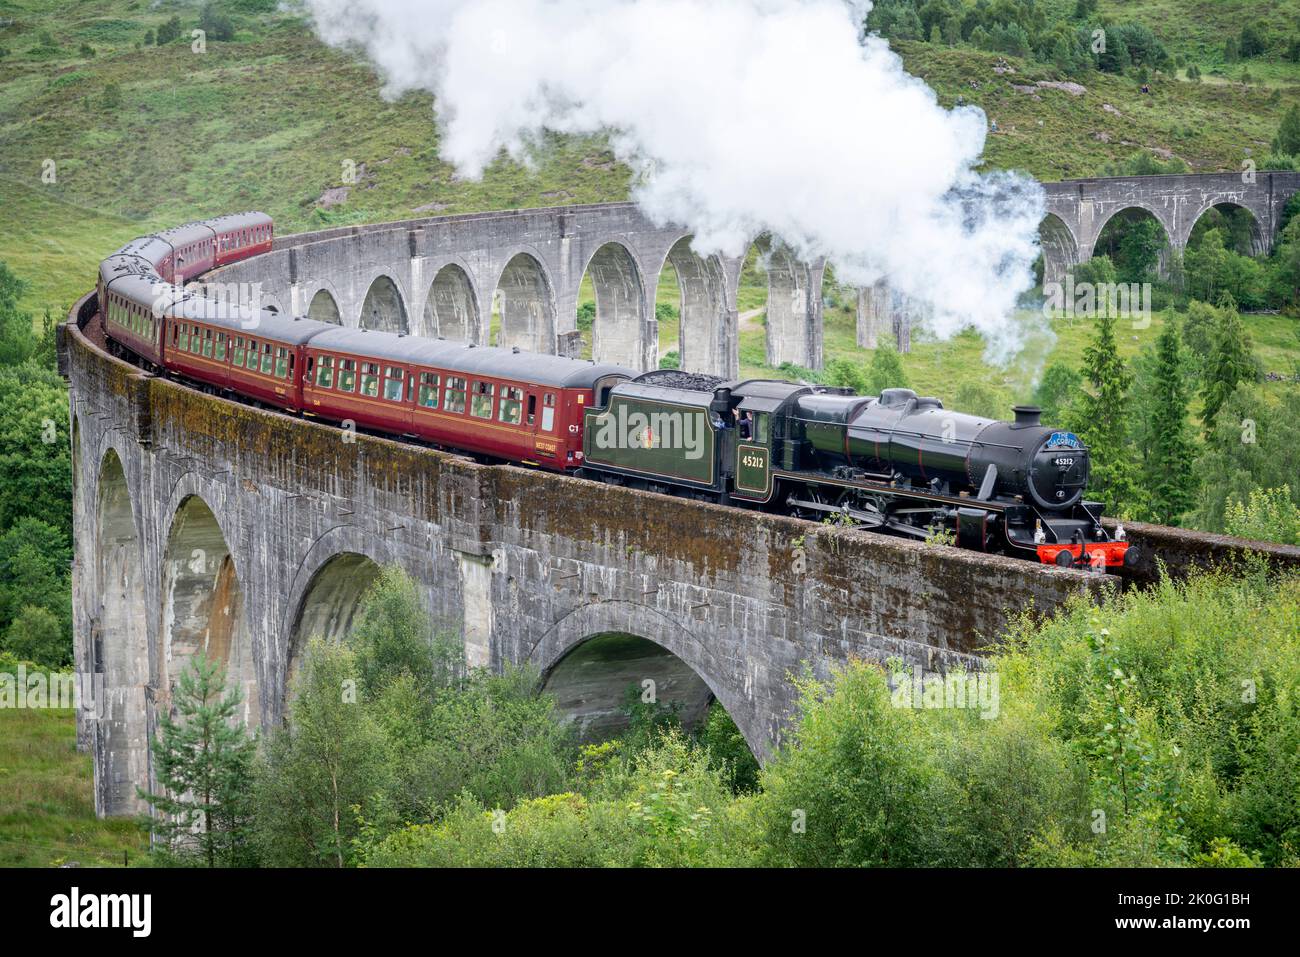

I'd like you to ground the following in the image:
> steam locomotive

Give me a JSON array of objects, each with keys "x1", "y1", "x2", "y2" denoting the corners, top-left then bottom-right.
[
  {"x1": 94, "y1": 211, "x2": 1134, "y2": 570},
  {"x1": 583, "y1": 371, "x2": 1135, "y2": 569}
]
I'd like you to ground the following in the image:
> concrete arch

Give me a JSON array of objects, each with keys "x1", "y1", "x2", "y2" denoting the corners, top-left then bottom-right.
[
  {"x1": 1186, "y1": 201, "x2": 1269, "y2": 256},
  {"x1": 278, "y1": 525, "x2": 399, "y2": 703},
  {"x1": 93, "y1": 447, "x2": 150, "y2": 816},
  {"x1": 70, "y1": 411, "x2": 82, "y2": 501},
  {"x1": 307, "y1": 287, "x2": 342, "y2": 325},
  {"x1": 491, "y1": 250, "x2": 556, "y2": 354},
  {"x1": 422, "y1": 262, "x2": 478, "y2": 342},
  {"x1": 285, "y1": 553, "x2": 382, "y2": 692},
  {"x1": 1038, "y1": 213, "x2": 1081, "y2": 286},
  {"x1": 580, "y1": 240, "x2": 648, "y2": 369},
  {"x1": 659, "y1": 236, "x2": 728, "y2": 375},
  {"x1": 756, "y1": 237, "x2": 820, "y2": 369},
  {"x1": 358, "y1": 273, "x2": 409, "y2": 334},
  {"x1": 532, "y1": 600, "x2": 763, "y2": 756},
  {"x1": 1090, "y1": 206, "x2": 1173, "y2": 277},
  {"x1": 160, "y1": 493, "x2": 258, "y2": 727}
]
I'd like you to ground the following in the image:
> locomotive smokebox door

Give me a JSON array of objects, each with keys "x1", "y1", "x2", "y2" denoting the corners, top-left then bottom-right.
[{"x1": 956, "y1": 507, "x2": 991, "y2": 551}]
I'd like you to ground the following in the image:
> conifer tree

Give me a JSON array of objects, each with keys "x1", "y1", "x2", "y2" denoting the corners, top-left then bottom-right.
[
  {"x1": 139, "y1": 654, "x2": 255, "y2": 867},
  {"x1": 1065, "y1": 313, "x2": 1142, "y2": 516},
  {"x1": 1200, "y1": 293, "x2": 1256, "y2": 438},
  {"x1": 1143, "y1": 322, "x2": 1197, "y2": 524}
]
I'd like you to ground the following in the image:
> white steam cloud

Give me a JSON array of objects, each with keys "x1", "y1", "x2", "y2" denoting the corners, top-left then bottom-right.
[{"x1": 302, "y1": 0, "x2": 1046, "y2": 360}]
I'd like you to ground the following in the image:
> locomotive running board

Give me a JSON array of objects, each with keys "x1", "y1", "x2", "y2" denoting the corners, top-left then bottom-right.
[
  {"x1": 783, "y1": 494, "x2": 940, "y2": 539},
  {"x1": 774, "y1": 470, "x2": 1012, "y2": 513}
]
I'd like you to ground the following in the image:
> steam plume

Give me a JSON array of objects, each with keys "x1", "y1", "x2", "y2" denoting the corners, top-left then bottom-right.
[{"x1": 302, "y1": 0, "x2": 1046, "y2": 360}]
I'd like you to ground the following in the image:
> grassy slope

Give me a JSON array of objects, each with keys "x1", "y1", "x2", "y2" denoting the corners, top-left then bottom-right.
[{"x1": 0, "y1": 705, "x2": 144, "y2": 867}]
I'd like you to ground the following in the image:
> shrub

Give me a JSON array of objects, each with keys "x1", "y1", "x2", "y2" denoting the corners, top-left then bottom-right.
[
  {"x1": 1224, "y1": 486, "x2": 1300, "y2": 545},
  {"x1": 156, "y1": 16, "x2": 183, "y2": 45},
  {"x1": 198, "y1": 4, "x2": 237, "y2": 43}
]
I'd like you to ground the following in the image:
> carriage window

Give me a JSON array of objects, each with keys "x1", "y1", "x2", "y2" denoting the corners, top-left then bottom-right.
[
  {"x1": 233, "y1": 337, "x2": 245, "y2": 366},
  {"x1": 203, "y1": 329, "x2": 214, "y2": 358},
  {"x1": 177, "y1": 324, "x2": 189, "y2": 352},
  {"x1": 275, "y1": 347, "x2": 289, "y2": 378},
  {"x1": 470, "y1": 381, "x2": 495, "y2": 419},
  {"x1": 527, "y1": 394, "x2": 536, "y2": 426},
  {"x1": 417, "y1": 372, "x2": 439, "y2": 408},
  {"x1": 260, "y1": 343, "x2": 274, "y2": 374},
  {"x1": 316, "y1": 355, "x2": 334, "y2": 388},
  {"x1": 360, "y1": 362, "x2": 380, "y2": 398},
  {"x1": 383, "y1": 366, "x2": 404, "y2": 402},
  {"x1": 541, "y1": 393, "x2": 556, "y2": 431},
  {"x1": 215, "y1": 332, "x2": 226, "y2": 361},
  {"x1": 499, "y1": 386, "x2": 524, "y2": 425},
  {"x1": 445, "y1": 376, "x2": 467, "y2": 414},
  {"x1": 338, "y1": 359, "x2": 356, "y2": 393},
  {"x1": 754, "y1": 412, "x2": 770, "y2": 444}
]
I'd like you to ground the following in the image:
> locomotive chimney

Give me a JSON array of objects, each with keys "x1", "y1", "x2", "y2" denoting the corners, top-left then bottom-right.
[{"x1": 1011, "y1": 405, "x2": 1042, "y2": 428}]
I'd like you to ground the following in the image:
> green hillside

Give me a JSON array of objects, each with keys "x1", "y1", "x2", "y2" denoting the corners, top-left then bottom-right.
[{"x1": 2, "y1": 0, "x2": 1298, "y2": 315}]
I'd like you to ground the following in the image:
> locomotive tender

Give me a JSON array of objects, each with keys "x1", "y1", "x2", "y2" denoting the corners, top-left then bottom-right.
[{"x1": 96, "y1": 212, "x2": 1133, "y2": 570}]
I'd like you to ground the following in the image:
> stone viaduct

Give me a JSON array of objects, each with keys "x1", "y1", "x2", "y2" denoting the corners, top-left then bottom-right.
[
  {"x1": 203, "y1": 172, "x2": 1300, "y2": 378},
  {"x1": 1038, "y1": 170, "x2": 1300, "y2": 285},
  {"x1": 64, "y1": 172, "x2": 1300, "y2": 818}
]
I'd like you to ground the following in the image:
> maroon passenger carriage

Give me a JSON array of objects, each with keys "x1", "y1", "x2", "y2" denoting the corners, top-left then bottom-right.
[
  {"x1": 300, "y1": 329, "x2": 629, "y2": 467},
  {"x1": 97, "y1": 211, "x2": 634, "y2": 471}
]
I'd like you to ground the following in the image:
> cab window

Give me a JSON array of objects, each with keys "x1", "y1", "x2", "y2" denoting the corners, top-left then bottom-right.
[
  {"x1": 417, "y1": 372, "x2": 439, "y2": 408},
  {"x1": 445, "y1": 376, "x2": 467, "y2": 414},
  {"x1": 754, "y1": 412, "x2": 770, "y2": 444},
  {"x1": 470, "y1": 381, "x2": 495, "y2": 419},
  {"x1": 498, "y1": 386, "x2": 524, "y2": 425}
]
